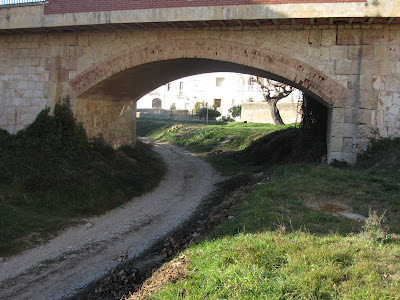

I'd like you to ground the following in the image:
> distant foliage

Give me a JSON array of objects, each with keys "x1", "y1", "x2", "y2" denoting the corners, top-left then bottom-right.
[
  {"x1": 196, "y1": 107, "x2": 221, "y2": 120},
  {"x1": 194, "y1": 101, "x2": 203, "y2": 115},
  {"x1": 228, "y1": 105, "x2": 242, "y2": 118}
]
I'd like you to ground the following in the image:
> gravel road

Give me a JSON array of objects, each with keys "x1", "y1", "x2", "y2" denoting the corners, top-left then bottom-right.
[{"x1": 0, "y1": 140, "x2": 222, "y2": 300}]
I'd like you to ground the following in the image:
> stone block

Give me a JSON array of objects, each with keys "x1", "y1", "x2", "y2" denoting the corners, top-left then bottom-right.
[
  {"x1": 361, "y1": 45, "x2": 374, "y2": 60},
  {"x1": 308, "y1": 30, "x2": 321, "y2": 47},
  {"x1": 335, "y1": 60, "x2": 359, "y2": 75},
  {"x1": 337, "y1": 29, "x2": 361, "y2": 45},
  {"x1": 330, "y1": 137, "x2": 344, "y2": 152},
  {"x1": 331, "y1": 108, "x2": 345, "y2": 123},
  {"x1": 330, "y1": 46, "x2": 348, "y2": 60},
  {"x1": 362, "y1": 29, "x2": 384, "y2": 45},
  {"x1": 343, "y1": 137, "x2": 356, "y2": 153},
  {"x1": 360, "y1": 89, "x2": 379, "y2": 109},
  {"x1": 359, "y1": 75, "x2": 373, "y2": 90},
  {"x1": 359, "y1": 109, "x2": 372, "y2": 124},
  {"x1": 385, "y1": 77, "x2": 399, "y2": 92},
  {"x1": 374, "y1": 46, "x2": 387, "y2": 60},
  {"x1": 344, "y1": 108, "x2": 358, "y2": 123},
  {"x1": 331, "y1": 122, "x2": 355, "y2": 138},
  {"x1": 379, "y1": 60, "x2": 393, "y2": 76},
  {"x1": 321, "y1": 29, "x2": 336, "y2": 46},
  {"x1": 372, "y1": 75, "x2": 385, "y2": 91},
  {"x1": 378, "y1": 92, "x2": 392, "y2": 110},
  {"x1": 361, "y1": 60, "x2": 379, "y2": 75}
]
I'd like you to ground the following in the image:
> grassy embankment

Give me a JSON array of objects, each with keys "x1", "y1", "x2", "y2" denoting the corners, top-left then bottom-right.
[
  {"x1": 134, "y1": 118, "x2": 400, "y2": 299},
  {"x1": 0, "y1": 100, "x2": 165, "y2": 257}
]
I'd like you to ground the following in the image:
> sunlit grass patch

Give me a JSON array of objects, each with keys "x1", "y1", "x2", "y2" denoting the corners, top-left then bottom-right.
[{"x1": 153, "y1": 232, "x2": 400, "y2": 299}]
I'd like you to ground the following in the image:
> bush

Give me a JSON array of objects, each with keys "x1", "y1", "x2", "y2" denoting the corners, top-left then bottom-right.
[
  {"x1": 16, "y1": 96, "x2": 88, "y2": 155},
  {"x1": 196, "y1": 107, "x2": 221, "y2": 120},
  {"x1": 228, "y1": 105, "x2": 241, "y2": 118}
]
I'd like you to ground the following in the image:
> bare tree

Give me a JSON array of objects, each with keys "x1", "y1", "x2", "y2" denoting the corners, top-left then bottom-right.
[{"x1": 251, "y1": 76, "x2": 294, "y2": 126}]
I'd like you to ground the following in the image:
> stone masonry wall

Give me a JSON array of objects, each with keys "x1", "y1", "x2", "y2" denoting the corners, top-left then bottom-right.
[
  {"x1": 0, "y1": 24, "x2": 399, "y2": 162},
  {"x1": 76, "y1": 99, "x2": 137, "y2": 148},
  {"x1": 241, "y1": 102, "x2": 302, "y2": 124}
]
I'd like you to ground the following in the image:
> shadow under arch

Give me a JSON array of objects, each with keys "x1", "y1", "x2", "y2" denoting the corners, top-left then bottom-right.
[{"x1": 69, "y1": 38, "x2": 351, "y2": 162}]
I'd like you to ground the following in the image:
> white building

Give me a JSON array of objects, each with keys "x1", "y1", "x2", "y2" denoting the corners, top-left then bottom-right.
[{"x1": 137, "y1": 72, "x2": 302, "y2": 119}]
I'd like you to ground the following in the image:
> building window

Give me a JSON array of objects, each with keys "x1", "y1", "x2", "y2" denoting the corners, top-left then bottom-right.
[
  {"x1": 214, "y1": 99, "x2": 222, "y2": 108},
  {"x1": 167, "y1": 83, "x2": 171, "y2": 91},
  {"x1": 179, "y1": 82, "x2": 184, "y2": 90},
  {"x1": 248, "y1": 77, "x2": 254, "y2": 85},
  {"x1": 152, "y1": 98, "x2": 162, "y2": 109},
  {"x1": 216, "y1": 77, "x2": 224, "y2": 87}
]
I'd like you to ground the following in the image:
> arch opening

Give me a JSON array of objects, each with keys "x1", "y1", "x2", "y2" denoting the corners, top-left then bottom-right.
[{"x1": 76, "y1": 58, "x2": 334, "y2": 109}]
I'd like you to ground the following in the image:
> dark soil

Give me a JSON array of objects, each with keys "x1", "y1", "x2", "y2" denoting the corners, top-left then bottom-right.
[{"x1": 234, "y1": 127, "x2": 326, "y2": 166}]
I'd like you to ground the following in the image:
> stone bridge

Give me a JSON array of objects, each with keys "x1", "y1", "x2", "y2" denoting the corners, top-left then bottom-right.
[{"x1": 0, "y1": 0, "x2": 399, "y2": 163}]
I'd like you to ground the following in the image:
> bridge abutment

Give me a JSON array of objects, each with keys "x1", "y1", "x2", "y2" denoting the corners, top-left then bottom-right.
[{"x1": 76, "y1": 98, "x2": 137, "y2": 148}]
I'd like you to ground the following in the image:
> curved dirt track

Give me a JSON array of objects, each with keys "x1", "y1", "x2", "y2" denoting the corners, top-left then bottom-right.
[{"x1": 0, "y1": 140, "x2": 222, "y2": 300}]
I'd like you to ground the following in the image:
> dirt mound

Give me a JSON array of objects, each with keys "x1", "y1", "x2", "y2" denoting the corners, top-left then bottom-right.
[{"x1": 234, "y1": 127, "x2": 326, "y2": 166}]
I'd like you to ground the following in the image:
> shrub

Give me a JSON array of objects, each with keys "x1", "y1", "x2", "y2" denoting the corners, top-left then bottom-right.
[
  {"x1": 228, "y1": 105, "x2": 242, "y2": 118},
  {"x1": 196, "y1": 107, "x2": 221, "y2": 120},
  {"x1": 16, "y1": 96, "x2": 88, "y2": 155}
]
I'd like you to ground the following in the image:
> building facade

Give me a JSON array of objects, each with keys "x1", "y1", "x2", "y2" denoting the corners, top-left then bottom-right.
[{"x1": 137, "y1": 72, "x2": 302, "y2": 120}]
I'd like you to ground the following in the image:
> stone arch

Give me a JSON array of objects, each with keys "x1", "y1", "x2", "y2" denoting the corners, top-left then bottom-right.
[
  {"x1": 69, "y1": 38, "x2": 348, "y2": 109},
  {"x1": 69, "y1": 38, "x2": 352, "y2": 163}
]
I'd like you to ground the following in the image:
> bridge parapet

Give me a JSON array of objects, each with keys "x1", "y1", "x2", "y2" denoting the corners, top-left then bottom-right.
[{"x1": 0, "y1": 0, "x2": 399, "y2": 33}]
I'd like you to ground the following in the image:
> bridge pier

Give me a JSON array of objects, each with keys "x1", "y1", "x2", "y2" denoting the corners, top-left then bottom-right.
[{"x1": 76, "y1": 97, "x2": 137, "y2": 148}]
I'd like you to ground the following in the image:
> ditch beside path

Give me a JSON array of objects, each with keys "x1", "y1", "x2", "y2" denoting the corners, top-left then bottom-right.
[{"x1": 0, "y1": 140, "x2": 223, "y2": 300}]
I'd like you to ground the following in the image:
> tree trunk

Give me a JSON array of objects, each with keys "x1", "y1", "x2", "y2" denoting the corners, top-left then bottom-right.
[{"x1": 269, "y1": 98, "x2": 284, "y2": 126}]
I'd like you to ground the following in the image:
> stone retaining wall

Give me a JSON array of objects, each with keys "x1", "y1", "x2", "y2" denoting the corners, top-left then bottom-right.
[{"x1": 241, "y1": 102, "x2": 302, "y2": 124}]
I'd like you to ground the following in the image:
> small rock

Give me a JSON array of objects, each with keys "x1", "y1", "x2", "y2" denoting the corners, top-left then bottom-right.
[
  {"x1": 84, "y1": 223, "x2": 94, "y2": 229},
  {"x1": 0, "y1": 257, "x2": 4, "y2": 263},
  {"x1": 228, "y1": 216, "x2": 234, "y2": 220}
]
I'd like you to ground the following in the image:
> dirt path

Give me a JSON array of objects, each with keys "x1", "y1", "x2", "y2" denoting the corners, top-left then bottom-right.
[{"x1": 0, "y1": 140, "x2": 222, "y2": 300}]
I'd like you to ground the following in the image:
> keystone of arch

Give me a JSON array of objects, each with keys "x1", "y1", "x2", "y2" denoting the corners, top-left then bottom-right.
[{"x1": 69, "y1": 38, "x2": 348, "y2": 108}]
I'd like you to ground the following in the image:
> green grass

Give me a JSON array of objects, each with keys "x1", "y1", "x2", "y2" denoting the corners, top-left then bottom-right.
[
  {"x1": 149, "y1": 160, "x2": 400, "y2": 299},
  {"x1": 211, "y1": 163, "x2": 400, "y2": 237},
  {"x1": 137, "y1": 118, "x2": 287, "y2": 154},
  {"x1": 155, "y1": 233, "x2": 400, "y2": 299},
  {"x1": 137, "y1": 118, "x2": 291, "y2": 174},
  {"x1": 0, "y1": 104, "x2": 165, "y2": 257},
  {"x1": 134, "y1": 119, "x2": 400, "y2": 299}
]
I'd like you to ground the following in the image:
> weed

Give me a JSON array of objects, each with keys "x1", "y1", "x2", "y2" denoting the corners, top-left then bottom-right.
[{"x1": 362, "y1": 210, "x2": 389, "y2": 242}]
